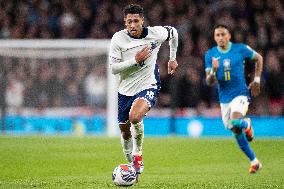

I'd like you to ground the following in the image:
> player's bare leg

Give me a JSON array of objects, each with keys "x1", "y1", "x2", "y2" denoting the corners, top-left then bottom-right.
[
  {"x1": 129, "y1": 98, "x2": 149, "y2": 175},
  {"x1": 119, "y1": 121, "x2": 133, "y2": 163}
]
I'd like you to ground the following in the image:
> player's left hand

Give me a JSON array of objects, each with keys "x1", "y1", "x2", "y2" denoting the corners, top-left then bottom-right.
[
  {"x1": 249, "y1": 81, "x2": 260, "y2": 97},
  {"x1": 168, "y1": 60, "x2": 178, "y2": 75}
]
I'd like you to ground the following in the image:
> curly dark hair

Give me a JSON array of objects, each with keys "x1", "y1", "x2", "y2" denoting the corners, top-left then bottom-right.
[{"x1": 123, "y1": 4, "x2": 144, "y2": 17}]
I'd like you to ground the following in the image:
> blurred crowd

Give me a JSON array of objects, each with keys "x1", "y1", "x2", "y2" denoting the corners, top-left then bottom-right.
[{"x1": 0, "y1": 0, "x2": 283, "y2": 115}]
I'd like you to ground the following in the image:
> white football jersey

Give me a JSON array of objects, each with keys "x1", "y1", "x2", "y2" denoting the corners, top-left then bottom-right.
[{"x1": 109, "y1": 26, "x2": 176, "y2": 96}]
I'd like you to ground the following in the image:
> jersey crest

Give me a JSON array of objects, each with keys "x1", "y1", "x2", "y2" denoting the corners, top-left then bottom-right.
[
  {"x1": 150, "y1": 40, "x2": 159, "y2": 50},
  {"x1": 223, "y1": 59, "x2": 231, "y2": 70}
]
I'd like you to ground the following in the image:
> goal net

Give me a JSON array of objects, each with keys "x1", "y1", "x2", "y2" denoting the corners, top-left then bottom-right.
[{"x1": 0, "y1": 39, "x2": 119, "y2": 136}]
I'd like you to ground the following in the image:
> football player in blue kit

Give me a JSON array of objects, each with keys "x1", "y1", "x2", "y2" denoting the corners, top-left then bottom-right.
[{"x1": 205, "y1": 24, "x2": 263, "y2": 173}]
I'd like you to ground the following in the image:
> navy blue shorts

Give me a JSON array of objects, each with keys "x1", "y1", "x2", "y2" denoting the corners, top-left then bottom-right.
[{"x1": 118, "y1": 88, "x2": 159, "y2": 124}]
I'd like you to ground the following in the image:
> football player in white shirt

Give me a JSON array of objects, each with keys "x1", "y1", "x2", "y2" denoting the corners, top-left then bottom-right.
[{"x1": 109, "y1": 4, "x2": 178, "y2": 175}]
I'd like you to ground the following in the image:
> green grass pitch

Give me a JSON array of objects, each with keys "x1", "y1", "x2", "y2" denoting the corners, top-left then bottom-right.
[{"x1": 0, "y1": 136, "x2": 283, "y2": 189}]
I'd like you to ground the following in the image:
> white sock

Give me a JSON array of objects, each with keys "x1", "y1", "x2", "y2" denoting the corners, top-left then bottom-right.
[
  {"x1": 131, "y1": 121, "x2": 144, "y2": 156},
  {"x1": 120, "y1": 135, "x2": 133, "y2": 163},
  {"x1": 251, "y1": 158, "x2": 258, "y2": 164}
]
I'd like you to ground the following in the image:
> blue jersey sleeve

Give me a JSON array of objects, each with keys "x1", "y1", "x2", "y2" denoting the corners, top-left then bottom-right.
[
  {"x1": 240, "y1": 44, "x2": 255, "y2": 60},
  {"x1": 204, "y1": 50, "x2": 212, "y2": 72}
]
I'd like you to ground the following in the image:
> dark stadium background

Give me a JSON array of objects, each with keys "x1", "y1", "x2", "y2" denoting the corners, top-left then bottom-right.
[{"x1": 0, "y1": 0, "x2": 283, "y2": 135}]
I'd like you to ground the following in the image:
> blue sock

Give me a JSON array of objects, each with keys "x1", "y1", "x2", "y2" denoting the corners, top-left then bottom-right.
[
  {"x1": 230, "y1": 119, "x2": 248, "y2": 129},
  {"x1": 234, "y1": 131, "x2": 255, "y2": 161},
  {"x1": 240, "y1": 119, "x2": 248, "y2": 129}
]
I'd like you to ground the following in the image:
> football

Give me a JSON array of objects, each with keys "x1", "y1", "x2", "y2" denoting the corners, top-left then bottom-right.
[{"x1": 112, "y1": 164, "x2": 137, "y2": 186}]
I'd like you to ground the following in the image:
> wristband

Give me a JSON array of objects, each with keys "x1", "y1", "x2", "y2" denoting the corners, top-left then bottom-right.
[
  {"x1": 254, "y1": 76, "x2": 260, "y2": 83},
  {"x1": 210, "y1": 69, "x2": 216, "y2": 76}
]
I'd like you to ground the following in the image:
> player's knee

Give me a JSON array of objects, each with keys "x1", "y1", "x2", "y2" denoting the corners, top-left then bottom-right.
[{"x1": 129, "y1": 113, "x2": 142, "y2": 124}]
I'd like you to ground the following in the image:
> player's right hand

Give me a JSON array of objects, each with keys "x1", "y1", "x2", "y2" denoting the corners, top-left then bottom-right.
[
  {"x1": 249, "y1": 81, "x2": 261, "y2": 97},
  {"x1": 135, "y1": 46, "x2": 151, "y2": 66},
  {"x1": 168, "y1": 59, "x2": 178, "y2": 75},
  {"x1": 212, "y1": 57, "x2": 220, "y2": 72}
]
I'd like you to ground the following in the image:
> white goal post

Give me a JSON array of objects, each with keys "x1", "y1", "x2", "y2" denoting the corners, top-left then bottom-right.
[{"x1": 0, "y1": 39, "x2": 119, "y2": 136}]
